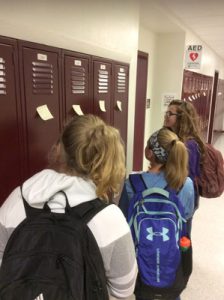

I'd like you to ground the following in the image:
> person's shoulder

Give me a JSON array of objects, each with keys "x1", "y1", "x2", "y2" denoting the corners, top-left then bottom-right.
[
  {"x1": 142, "y1": 171, "x2": 166, "y2": 187},
  {"x1": 88, "y1": 203, "x2": 131, "y2": 248},
  {"x1": 0, "y1": 186, "x2": 25, "y2": 227},
  {"x1": 90, "y1": 203, "x2": 130, "y2": 231},
  {"x1": 184, "y1": 176, "x2": 194, "y2": 186},
  {"x1": 181, "y1": 177, "x2": 194, "y2": 192},
  {"x1": 186, "y1": 138, "x2": 198, "y2": 148}
]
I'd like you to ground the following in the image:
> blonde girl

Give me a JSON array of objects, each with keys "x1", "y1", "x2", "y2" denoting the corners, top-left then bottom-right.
[
  {"x1": 0, "y1": 114, "x2": 137, "y2": 299},
  {"x1": 119, "y1": 127, "x2": 194, "y2": 300}
]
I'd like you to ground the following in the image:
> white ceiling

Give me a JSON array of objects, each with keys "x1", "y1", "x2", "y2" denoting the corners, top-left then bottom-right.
[{"x1": 140, "y1": 0, "x2": 224, "y2": 60}]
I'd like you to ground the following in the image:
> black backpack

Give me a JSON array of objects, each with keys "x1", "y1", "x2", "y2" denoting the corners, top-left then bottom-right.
[{"x1": 0, "y1": 189, "x2": 109, "y2": 300}]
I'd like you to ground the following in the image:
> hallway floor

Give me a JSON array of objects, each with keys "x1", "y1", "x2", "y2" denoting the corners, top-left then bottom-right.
[{"x1": 112, "y1": 133, "x2": 224, "y2": 300}]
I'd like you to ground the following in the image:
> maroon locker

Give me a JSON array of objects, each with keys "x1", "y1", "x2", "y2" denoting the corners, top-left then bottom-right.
[
  {"x1": 0, "y1": 37, "x2": 23, "y2": 204},
  {"x1": 19, "y1": 42, "x2": 62, "y2": 177},
  {"x1": 63, "y1": 51, "x2": 93, "y2": 120},
  {"x1": 93, "y1": 59, "x2": 112, "y2": 124},
  {"x1": 113, "y1": 63, "x2": 129, "y2": 147},
  {"x1": 182, "y1": 70, "x2": 213, "y2": 138}
]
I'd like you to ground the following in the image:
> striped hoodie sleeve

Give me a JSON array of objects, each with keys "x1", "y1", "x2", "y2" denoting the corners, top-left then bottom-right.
[{"x1": 88, "y1": 204, "x2": 138, "y2": 298}]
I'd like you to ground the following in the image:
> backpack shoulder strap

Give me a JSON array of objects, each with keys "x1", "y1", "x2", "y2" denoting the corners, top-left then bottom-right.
[
  {"x1": 20, "y1": 185, "x2": 45, "y2": 218},
  {"x1": 20, "y1": 186, "x2": 71, "y2": 218},
  {"x1": 71, "y1": 198, "x2": 109, "y2": 224},
  {"x1": 129, "y1": 173, "x2": 147, "y2": 193}
]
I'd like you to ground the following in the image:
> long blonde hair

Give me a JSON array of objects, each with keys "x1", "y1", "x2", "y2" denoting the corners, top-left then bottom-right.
[
  {"x1": 147, "y1": 128, "x2": 189, "y2": 190},
  {"x1": 49, "y1": 115, "x2": 126, "y2": 202}
]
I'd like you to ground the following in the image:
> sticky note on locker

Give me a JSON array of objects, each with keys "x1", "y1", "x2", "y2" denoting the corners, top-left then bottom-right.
[{"x1": 36, "y1": 104, "x2": 54, "y2": 121}]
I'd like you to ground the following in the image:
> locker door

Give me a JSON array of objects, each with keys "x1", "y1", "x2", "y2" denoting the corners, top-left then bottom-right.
[
  {"x1": 93, "y1": 60, "x2": 112, "y2": 123},
  {"x1": 64, "y1": 52, "x2": 92, "y2": 119},
  {"x1": 20, "y1": 44, "x2": 61, "y2": 177},
  {"x1": 0, "y1": 38, "x2": 23, "y2": 204},
  {"x1": 113, "y1": 63, "x2": 129, "y2": 148}
]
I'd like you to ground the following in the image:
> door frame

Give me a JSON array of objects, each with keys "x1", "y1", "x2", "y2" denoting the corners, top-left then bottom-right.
[{"x1": 133, "y1": 51, "x2": 148, "y2": 170}]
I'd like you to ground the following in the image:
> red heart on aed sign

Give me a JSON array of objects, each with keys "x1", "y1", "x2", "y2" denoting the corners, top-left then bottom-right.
[{"x1": 190, "y1": 52, "x2": 198, "y2": 61}]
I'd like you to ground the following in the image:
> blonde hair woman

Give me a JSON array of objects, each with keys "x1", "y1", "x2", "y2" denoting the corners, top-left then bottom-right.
[
  {"x1": 0, "y1": 114, "x2": 137, "y2": 299},
  {"x1": 119, "y1": 127, "x2": 194, "y2": 300},
  {"x1": 120, "y1": 127, "x2": 194, "y2": 221}
]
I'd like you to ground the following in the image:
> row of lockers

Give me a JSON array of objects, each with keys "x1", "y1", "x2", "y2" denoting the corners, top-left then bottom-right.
[
  {"x1": 0, "y1": 36, "x2": 129, "y2": 204},
  {"x1": 181, "y1": 69, "x2": 213, "y2": 132},
  {"x1": 214, "y1": 78, "x2": 224, "y2": 131}
]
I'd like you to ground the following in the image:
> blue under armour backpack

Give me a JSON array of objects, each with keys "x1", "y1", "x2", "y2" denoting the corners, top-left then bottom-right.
[{"x1": 128, "y1": 174, "x2": 192, "y2": 300}]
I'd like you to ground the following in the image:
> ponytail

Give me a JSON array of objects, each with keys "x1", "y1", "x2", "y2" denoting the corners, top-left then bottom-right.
[
  {"x1": 155, "y1": 128, "x2": 189, "y2": 190},
  {"x1": 164, "y1": 140, "x2": 188, "y2": 190}
]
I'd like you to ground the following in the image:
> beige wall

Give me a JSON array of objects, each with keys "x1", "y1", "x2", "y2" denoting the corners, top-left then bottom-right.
[{"x1": 138, "y1": 29, "x2": 185, "y2": 169}]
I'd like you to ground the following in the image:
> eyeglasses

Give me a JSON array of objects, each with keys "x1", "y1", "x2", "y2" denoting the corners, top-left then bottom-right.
[{"x1": 164, "y1": 111, "x2": 179, "y2": 117}]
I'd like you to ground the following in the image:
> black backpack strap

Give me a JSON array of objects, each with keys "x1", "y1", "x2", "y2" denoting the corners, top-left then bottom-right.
[
  {"x1": 70, "y1": 198, "x2": 109, "y2": 224},
  {"x1": 129, "y1": 173, "x2": 147, "y2": 193},
  {"x1": 20, "y1": 186, "x2": 71, "y2": 217},
  {"x1": 20, "y1": 185, "x2": 46, "y2": 218}
]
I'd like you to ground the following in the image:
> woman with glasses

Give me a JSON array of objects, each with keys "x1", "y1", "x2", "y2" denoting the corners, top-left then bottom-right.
[{"x1": 164, "y1": 100, "x2": 205, "y2": 234}]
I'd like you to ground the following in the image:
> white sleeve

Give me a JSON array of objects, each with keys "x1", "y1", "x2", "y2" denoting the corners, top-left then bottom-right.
[
  {"x1": 88, "y1": 204, "x2": 138, "y2": 298},
  {"x1": 0, "y1": 186, "x2": 26, "y2": 266}
]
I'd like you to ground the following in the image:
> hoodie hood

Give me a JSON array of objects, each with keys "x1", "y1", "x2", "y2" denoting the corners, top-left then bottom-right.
[{"x1": 22, "y1": 169, "x2": 97, "y2": 211}]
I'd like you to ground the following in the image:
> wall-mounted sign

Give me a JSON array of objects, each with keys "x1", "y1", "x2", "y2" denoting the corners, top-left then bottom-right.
[
  {"x1": 161, "y1": 93, "x2": 177, "y2": 112},
  {"x1": 185, "y1": 45, "x2": 202, "y2": 69}
]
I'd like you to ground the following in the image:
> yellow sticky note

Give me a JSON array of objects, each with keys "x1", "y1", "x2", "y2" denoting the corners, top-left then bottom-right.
[
  {"x1": 99, "y1": 100, "x2": 106, "y2": 112},
  {"x1": 36, "y1": 105, "x2": 54, "y2": 121},
  {"x1": 116, "y1": 101, "x2": 122, "y2": 111},
  {"x1": 72, "y1": 105, "x2": 84, "y2": 115}
]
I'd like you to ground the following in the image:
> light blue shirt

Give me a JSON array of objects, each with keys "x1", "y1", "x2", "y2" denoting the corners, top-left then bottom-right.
[{"x1": 120, "y1": 171, "x2": 194, "y2": 220}]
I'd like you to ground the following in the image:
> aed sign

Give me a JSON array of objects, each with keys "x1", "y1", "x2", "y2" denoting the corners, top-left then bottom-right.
[{"x1": 185, "y1": 45, "x2": 202, "y2": 69}]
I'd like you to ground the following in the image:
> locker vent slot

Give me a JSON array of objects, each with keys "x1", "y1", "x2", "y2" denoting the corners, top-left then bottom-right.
[
  {"x1": 98, "y1": 70, "x2": 108, "y2": 94},
  {"x1": 71, "y1": 66, "x2": 86, "y2": 95},
  {"x1": 32, "y1": 61, "x2": 54, "y2": 94},
  {"x1": 0, "y1": 60, "x2": 6, "y2": 95},
  {"x1": 116, "y1": 70, "x2": 127, "y2": 94}
]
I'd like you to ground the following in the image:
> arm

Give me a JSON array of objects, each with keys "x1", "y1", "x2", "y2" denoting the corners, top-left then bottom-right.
[
  {"x1": 0, "y1": 187, "x2": 26, "y2": 267},
  {"x1": 88, "y1": 204, "x2": 138, "y2": 298},
  {"x1": 118, "y1": 179, "x2": 135, "y2": 220},
  {"x1": 106, "y1": 232, "x2": 138, "y2": 298},
  {"x1": 178, "y1": 177, "x2": 195, "y2": 220},
  {"x1": 118, "y1": 186, "x2": 129, "y2": 219},
  {"x1": 186, "y1": 140, "x2": 201, "y2": 180},
  {"x1": 0, "y1": 223, "x2": 8, "y2": 266}
]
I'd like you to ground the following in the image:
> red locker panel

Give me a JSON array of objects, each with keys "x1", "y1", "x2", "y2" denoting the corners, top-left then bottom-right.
[
  {"x1": 133, "y1": 52, "x2": 148, "y2": 171},
  {"x1": 0, "y1": 38, "x2": 23, "y2": 204},
  {"x1": 182, "y1": 69, "x2": 213, "y2": 139},
  {"x1": 63, "y1": 52, "x2": 93, "y2": 119},
  {"x1": 19, "y1": 43, "x2": 62, "y2": 177},
  {"x1": 113, "y1": 63, "x2": 129, "y2": 147},
  {"x1": 214, "y1": 79, "x2": 224, "y2": 131},
  {"x1": 93, "y1": 60, "x2": 112, "y2": 124}
]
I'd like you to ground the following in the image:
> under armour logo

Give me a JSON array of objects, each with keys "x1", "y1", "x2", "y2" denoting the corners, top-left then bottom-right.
[
  {"x1": 34, "y1": 293, "x2": 44, "y2": 300},
  {"x1": 146, "y1": 227, "x2": 169, "y2": 242}
]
